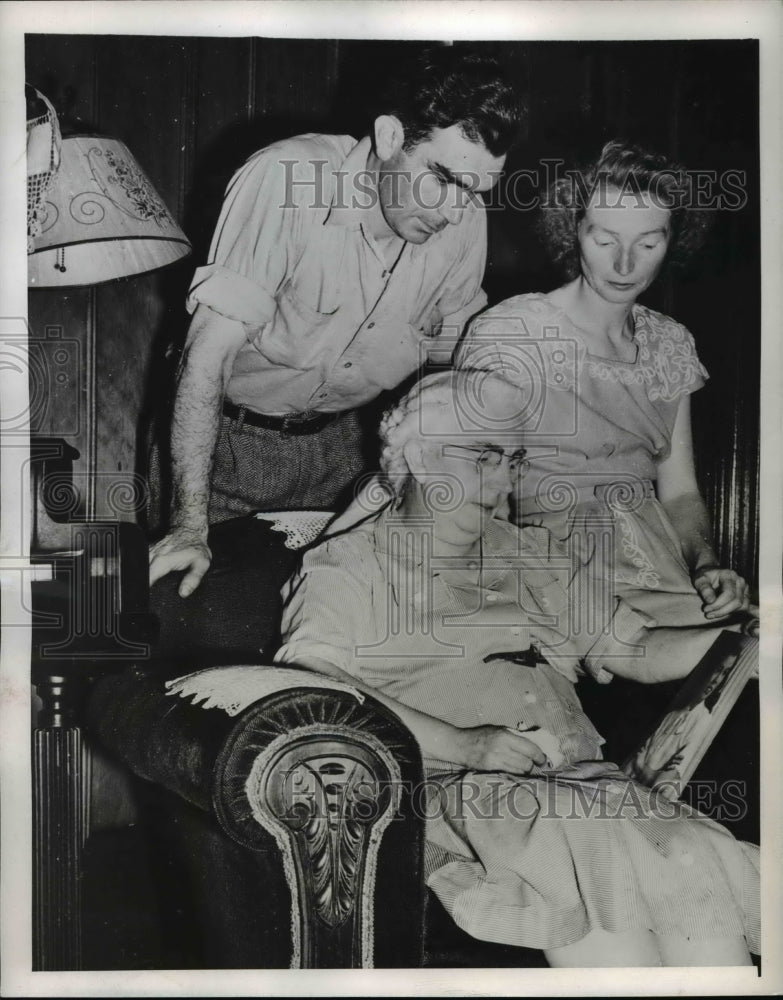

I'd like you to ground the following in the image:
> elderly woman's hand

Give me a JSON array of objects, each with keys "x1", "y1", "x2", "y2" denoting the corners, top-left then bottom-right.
[
  {"x1": 458, "y1": 725, "x2": 548, "y2": 774},
  {"x1": 692, "y1": 566, "x2": 751, "y2": 620}
]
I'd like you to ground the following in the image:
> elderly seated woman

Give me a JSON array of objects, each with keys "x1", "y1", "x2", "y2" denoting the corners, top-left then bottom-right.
[{"x1": 274, "y1": 368, "x2": 759, "y2": 968}]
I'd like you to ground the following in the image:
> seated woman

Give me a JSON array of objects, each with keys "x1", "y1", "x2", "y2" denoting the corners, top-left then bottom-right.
[
  {"x1": 456, "y1": 140, "x2": 754, "y2": 638},
  {"x1": 274, "y1": 369, "x2": 759, "y2": 968}
]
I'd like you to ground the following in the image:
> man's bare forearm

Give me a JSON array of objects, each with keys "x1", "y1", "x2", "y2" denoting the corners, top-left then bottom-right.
[
  {"x1": 168, "y1": 351, "x2": 225, "y2": 535},
  {"x1": 167, "y1": 306, "x2": 247, "y2": 535},
  {"x1": 149, "y1": 306, "x2": 247, "y2": 592}
]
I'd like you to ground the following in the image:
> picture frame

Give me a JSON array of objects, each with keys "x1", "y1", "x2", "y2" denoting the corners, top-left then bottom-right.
[{"x1": 623, "y1": 629, "x2": 758, "y2": 800}]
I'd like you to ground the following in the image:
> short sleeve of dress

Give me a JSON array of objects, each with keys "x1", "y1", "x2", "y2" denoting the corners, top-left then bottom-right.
[
  {"x1": 274, "y1": 534, "x2": 375, "y2": 677},
  {"x1": 186, "y1": 143, "x2": 303, "y2": 333},
  {"x1": 634, "y1": 306, "x2": 709, "y2": 404}
]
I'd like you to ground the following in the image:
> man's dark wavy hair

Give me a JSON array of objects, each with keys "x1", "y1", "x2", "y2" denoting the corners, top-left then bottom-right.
[
  {"x1": 379, "y1": 46, "x2": 525, "y2": 156},
  {"x1": 537, "y1": 140, "x2": 712, "y2": 279}
]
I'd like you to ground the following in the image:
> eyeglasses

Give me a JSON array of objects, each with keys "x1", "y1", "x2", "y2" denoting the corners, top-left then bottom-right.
[{"x1": 442, "y1": 444, "x2": 527, "y2": 470}]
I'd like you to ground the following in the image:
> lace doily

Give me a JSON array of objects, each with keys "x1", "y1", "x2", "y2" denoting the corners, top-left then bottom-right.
[
  {"x1": 254, "y1": 510, "x2": 333, "y2": 549},
  {"x1": 27, "y1": 87, "x2": 61, "y2": 252},
  {"x1": 165, "y1": 664, "x2": 364, "y2": 717}
]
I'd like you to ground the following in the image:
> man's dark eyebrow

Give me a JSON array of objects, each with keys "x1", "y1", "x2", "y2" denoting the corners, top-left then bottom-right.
[{"x1": 430, "y1": 160, "x2": 472, "y2": 190}]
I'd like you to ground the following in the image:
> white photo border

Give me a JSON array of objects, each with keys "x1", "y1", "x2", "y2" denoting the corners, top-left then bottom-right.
[{"x1": 2, "y1": 2, "x2": 781, "y2": 996}]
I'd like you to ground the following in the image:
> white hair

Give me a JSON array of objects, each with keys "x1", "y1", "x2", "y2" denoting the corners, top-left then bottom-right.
[{"x1": 378, "y1": 368, "x2": 520, "y2": 502}]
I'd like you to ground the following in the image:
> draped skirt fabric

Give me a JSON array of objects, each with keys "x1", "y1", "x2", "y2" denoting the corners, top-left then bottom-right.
[{"x1": 424, "y1": 763, "x2": 760, "y2": 953}]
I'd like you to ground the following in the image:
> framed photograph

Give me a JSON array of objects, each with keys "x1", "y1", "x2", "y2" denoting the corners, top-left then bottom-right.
[{"x1": 623, "y1": 630, "x2": 758, "y2": 799}]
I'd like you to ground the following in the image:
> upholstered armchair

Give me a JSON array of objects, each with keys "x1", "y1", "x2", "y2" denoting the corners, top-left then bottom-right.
[
  {"x1": 87, "y1": 660, "x2": 427, "y2": 969},
  {"x1": 84, "y1": 513, "x2": 758, "y2": 970}
]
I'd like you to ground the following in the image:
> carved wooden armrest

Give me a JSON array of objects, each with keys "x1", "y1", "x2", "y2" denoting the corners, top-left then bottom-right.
[{"x1": 86, "y1": 665, "x2": 426, "y2": 968}]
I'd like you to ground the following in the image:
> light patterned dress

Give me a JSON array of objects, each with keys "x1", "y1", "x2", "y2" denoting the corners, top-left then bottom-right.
[
  {"x1": 456, "y1": 292, "x2": 715, "y2": 632},
  {"x1": 275, "y1": 509, "x2": 759, "y2": 953}
]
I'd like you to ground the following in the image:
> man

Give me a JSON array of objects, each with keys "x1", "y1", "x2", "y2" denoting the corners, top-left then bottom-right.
[{"x1": 149, "y1": 47, "x2": 524, "y2": 596}]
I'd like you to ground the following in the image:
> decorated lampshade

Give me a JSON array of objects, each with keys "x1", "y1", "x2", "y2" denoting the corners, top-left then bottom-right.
[{"x1": 28, "y1": 133, "x2": 191, "y2": 287}]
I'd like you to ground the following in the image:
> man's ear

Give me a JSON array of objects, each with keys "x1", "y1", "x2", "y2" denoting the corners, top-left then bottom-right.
[
  {"x1": 373, "y1": 115, "x2": 405, "y2": 161},
  {"x1": 402, "y1": 437, "x2": 427, "y2": 482}
]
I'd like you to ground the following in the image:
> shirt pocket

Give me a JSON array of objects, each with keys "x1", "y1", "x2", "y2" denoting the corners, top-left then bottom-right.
[
  {"x1": 261, "y1": 278, "x2": 340, "y2": 366},
  {"x1": 278, "y1": 276, "x2": 339, "y2": 322}
]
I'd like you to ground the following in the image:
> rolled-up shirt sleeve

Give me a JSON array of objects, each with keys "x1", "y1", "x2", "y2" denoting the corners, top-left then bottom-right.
[
  {"x1": 274, "y1": 536, "x2": 373, "y2": 677},
  {"x1": 187, "y1": 145, "x2": 299, "y2": 334}
]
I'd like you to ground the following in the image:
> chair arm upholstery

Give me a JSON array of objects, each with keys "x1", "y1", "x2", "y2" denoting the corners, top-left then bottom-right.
[{"x1": 86, "y1": 665, "x2": 427, "y2": 968}]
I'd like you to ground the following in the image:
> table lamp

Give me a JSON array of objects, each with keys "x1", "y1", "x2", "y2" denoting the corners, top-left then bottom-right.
[{"x1": 27, "y1": 88, "x2": 191, "y2": 288}]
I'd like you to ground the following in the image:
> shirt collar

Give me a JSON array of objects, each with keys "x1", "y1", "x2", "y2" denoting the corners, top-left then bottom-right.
[{"x1": 323, "y1": 135, "x2": 374, "y2": 231}]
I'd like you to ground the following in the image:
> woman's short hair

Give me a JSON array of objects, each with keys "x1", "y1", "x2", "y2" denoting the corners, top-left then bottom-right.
[
  {"x1": 537, "y1": 140, "x2": 712, "y2": 279},
  {"x1": 378, "y1": 368, "x2": 519, "y2": 501},
  {"x1": 379, "y1": 46, "x2": 525, "y2": 157}
]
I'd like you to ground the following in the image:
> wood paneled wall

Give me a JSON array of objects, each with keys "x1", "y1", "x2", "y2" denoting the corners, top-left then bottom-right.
[{"x1": 25, "y1": 36, "x2": 759, "y2": 584}]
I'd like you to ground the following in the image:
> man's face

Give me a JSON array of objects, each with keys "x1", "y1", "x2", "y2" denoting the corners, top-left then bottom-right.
[{"x1": 377, "y1": 124, "x2": 505, "y2": 243}]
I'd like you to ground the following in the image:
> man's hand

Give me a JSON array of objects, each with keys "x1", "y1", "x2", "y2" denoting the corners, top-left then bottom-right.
[
  {"x1": 155, "y1": 305, "x2": 246, "y2": 598},
  {"x1": 459, "y1": 725, "x2": 547, "y2": 774},
  {"x1": 149, "y1": 527, "x2": 212, "y2": 597},
  {"x1": 693, "y1": 566, "x2": 751, "y2": 620}
]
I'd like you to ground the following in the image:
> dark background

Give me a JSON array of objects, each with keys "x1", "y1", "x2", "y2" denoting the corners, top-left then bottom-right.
[{"x1": 26, "y1": 35, "x2": 759, "y2": 584}]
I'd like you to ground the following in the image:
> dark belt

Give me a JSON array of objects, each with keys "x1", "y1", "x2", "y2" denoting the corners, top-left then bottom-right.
[{"x1": 223, "y1": 401, "x2": 340, "y2": 436}]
